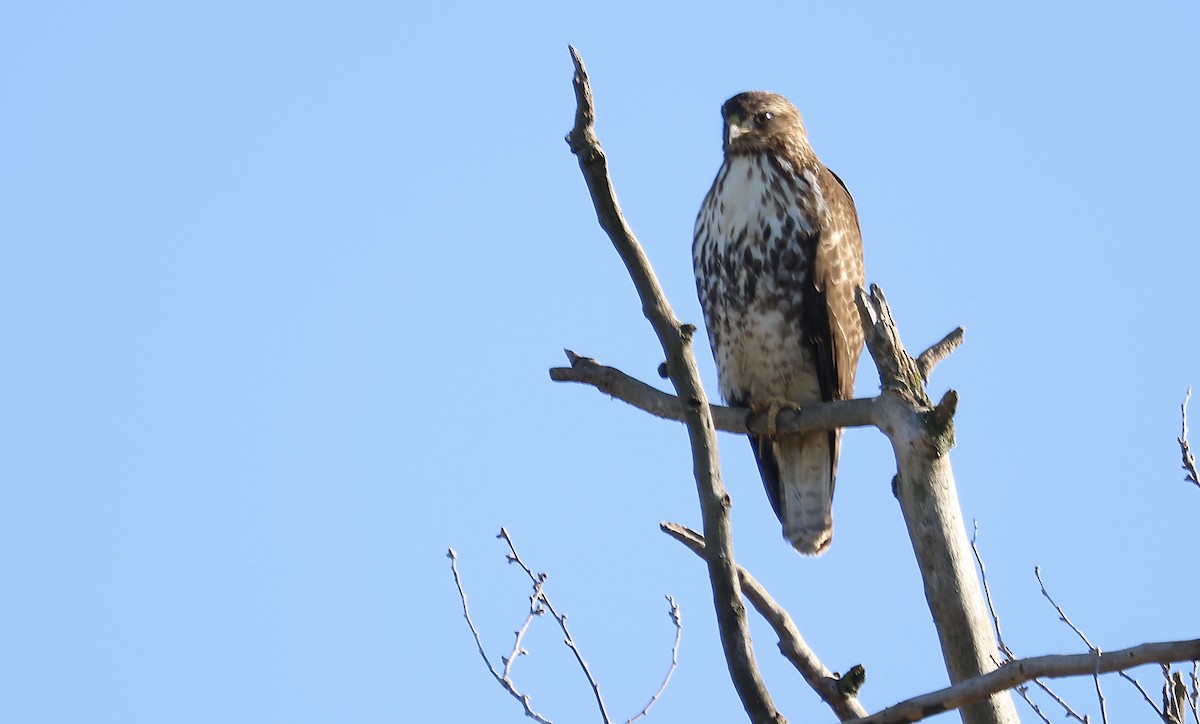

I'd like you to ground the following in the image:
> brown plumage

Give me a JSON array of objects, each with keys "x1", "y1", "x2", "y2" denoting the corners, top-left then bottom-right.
[{"x1": 693, "y1": 92, "x2": 865, "y2": 555}]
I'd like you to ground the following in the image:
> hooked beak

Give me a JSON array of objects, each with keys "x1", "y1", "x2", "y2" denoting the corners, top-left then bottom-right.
[{"x1": 725, "y1": 113, "x2": 750, "y2": 146}]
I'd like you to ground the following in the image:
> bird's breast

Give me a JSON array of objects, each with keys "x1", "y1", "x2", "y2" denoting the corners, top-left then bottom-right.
[{"x1": 693, "y1": 153, "x2": 826, "y2": 404}]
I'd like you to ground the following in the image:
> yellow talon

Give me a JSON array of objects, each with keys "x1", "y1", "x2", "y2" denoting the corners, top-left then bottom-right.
[{"x1": 751, "y1": 397, "x2": 801, "y2": 437}]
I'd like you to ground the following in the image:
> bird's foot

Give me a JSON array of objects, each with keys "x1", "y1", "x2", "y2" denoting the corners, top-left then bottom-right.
[{"x1": 750, "y1": 397, "x2": 801, "y2": 437}]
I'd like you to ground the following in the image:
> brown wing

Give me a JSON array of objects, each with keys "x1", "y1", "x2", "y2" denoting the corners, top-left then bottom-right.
[
  {"x1": 810, "y1": 163, "x2": 865, "y2": 405},
  {"x1": 793, "y1": 163, "x2": 864, "y2": 490}
]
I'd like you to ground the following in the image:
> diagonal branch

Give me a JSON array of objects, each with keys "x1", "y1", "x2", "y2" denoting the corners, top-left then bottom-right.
[
  {"x1": 915, "y1": 327, "x2": 965, "y2": 381},
  {"x1": 970, "y1": 523, "x2": 1084, "y2": 723},
  {"x1": 624, "y1": 595, "x2": 683, "y2": 724},
  {"x1": 1034, "y1": 567, "x2": 1112, "y2": 722},
  {"x1": 847, "y1": 639, "x2": 1200, "y2": 724},
  {"x1": 661, "y1": 522, "x2": 869, "y2": 722},
  {"x1": 564, "y1": 45, "x2": 782, "y2": 724}
]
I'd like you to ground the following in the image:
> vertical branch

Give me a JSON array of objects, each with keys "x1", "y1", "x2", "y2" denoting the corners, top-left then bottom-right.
[
  {"x1": 856, "y1": 287, "x2": 1019, "y2": 724},
  {"x1": 564, "y1": 46, "x2": 782, "y2": 724},
  {"x1": 892, "y1": 435, "x2": 1016, "y2": 724},
  {"x1": 1180, "y1": 388, "x2": 1199, "y2": 490}
]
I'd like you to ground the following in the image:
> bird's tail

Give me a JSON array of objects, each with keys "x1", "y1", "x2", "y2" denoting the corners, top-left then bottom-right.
[{"x1": 752, "y1": 431, "x2": 837, "y2": 555}]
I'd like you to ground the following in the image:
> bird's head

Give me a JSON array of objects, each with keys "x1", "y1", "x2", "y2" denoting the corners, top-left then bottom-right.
[{"x1": 721, "y1": 91, "x2": 810, "y2": 157}]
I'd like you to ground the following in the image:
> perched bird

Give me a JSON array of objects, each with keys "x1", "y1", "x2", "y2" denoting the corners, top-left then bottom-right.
[{"x1": 693, "y1": 91, "x2": 865, "y2": 555}]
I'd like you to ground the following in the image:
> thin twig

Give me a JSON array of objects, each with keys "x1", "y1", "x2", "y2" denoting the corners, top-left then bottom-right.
[
  {"x1": 1035, "y1": 684, "x2": 1089, "y2": 724},
  {"x1": 447, "y1": 548, "x2": 554, "y2": 724},
  {"x1": 503, "y1": 586, "x2": 544, "y2": 681},
  {"x1": 1036, "y1": 567, "x2": 1112, "y2": 723},
  {"x1": 1117, "y1": 668, "x2": 1163, "y2": 718},
  {"x1": 1010, "y1": 683, "x2": 1053, "y2": 724},
  {"x1": 1035, "y1": 566, "x2": 1095, "y2": 650},
  {"x1": 970, "y1": 522, "x2": 1014, "y2": 659},
  {"x1": 1093, "y1": 655, "x2": 1109, "y2": 724},
  {"x1": 624, "y1": 596, "x2": 682, "y2": 724},
  {"x1": 1180, "y1": 388, "x2": 1200, "y2": 489},
  {"x1": 499, "y1": 528, "x2": 613, "y2": 724},
  {"x1": 972, "y1": 523, "x2": 1080, "y2": 722}
]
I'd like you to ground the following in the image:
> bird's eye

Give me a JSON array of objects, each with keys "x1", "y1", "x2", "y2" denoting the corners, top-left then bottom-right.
[{"x1": 754, "y1": 111, "x2": 773, "y2": 129}]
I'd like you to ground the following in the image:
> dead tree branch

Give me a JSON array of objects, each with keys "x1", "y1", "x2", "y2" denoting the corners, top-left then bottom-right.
[
  {"x1": 564, "y1": 45, "x2": 781, "y2": 724},
  {"x1": 550, "y1": 328, "x2": 959, "y2": 438},
  {"x1": 660, "y1": 522, "x2": 868, "y2": 722},
  {"x1": 915, "y1": 327, "x2": 965, "y2": 381},
  {"x1": 551, "y1": 350, "x2": 880, "y2": 435},
  {"x1": 853, "y1": 287, "x2": 1018, "y2": 724},
  {"x1": 847, "y1": 639, "x2": 1200, "y2": 724}
]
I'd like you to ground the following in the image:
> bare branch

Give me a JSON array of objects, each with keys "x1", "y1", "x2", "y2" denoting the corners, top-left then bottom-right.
[
  {"x1": 661, "y1": 522, "x2": 868, "y2": 722},
  {"x1": 852, "y1": 286, "x2": 1019, "y2": 723},
  {"x1": 565, "y1": 45, "x2": 781, "y2": 724},
  {"x1": 1034, "y1": 566, "x2": 1113, "y2": 720},
  {"x1": 1039, "y1": 686, "x2": 1089, "y2": 723},
  {"x1": 499, "y1": 528, "x2": 613, "y2": 724},
  {"x1": 971, "y1": 523, "x2": 1084, "y2": 722},
  {"x1": 1180, "y1": 388, "x2": 1199, "y2": 490},
  {"x1": 551, "y1": 350, "x2": 880, "y2": 436},
  {"x1": 1035, "y1": 566, "x2": 1095, "y2": 651},
  {"x1": 847, "y1": 639, "x2": 1200, "y2": 724},
  {"x1": 502, "y1": 595, "x2": 541, "y2": 682},
  {"x1": 915, "y1": 326, "x2": 965, "y2": 381},
  {"x1": 855, "y1": 285, "x2": 930, "y2": 404},
  {"x1": 446, "y1": 548, "x2": 554, "y2": 724},
  {"x1": 1010, "y1": 685, "x2": 1054, "y2": 724},
  {"x1": 1093, "y1": 657, "x2": 1110, "y2": 724},
  {"x1": 624, "y1": 596, "x2": 682, "y2": 724},
  {"x1": 970, "y1": 523, "x2": 1013, "y2": 659},
  {"x1": 1116, "y1": 668, "x2": 1162, "y2": 719}
]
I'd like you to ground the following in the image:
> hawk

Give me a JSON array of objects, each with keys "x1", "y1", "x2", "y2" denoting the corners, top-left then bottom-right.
[{"x1": 693, "y1": 92, "x2": 865, "y2": 555}]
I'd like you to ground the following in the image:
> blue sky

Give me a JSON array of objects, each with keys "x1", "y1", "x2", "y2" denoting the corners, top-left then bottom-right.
[{"x1": 3, "y1": 2, "x2": 1199, "y2": 722}]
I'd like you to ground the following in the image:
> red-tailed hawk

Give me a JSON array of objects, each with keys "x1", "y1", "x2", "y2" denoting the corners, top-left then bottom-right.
[{"x1": 693, "y1": 92, "x2": 865, "y2": 555}]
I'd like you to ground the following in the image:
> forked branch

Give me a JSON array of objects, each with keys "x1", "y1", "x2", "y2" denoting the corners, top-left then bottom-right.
[{"x1": 448, "y1": 530, "x2": 683, "y2": 724}]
